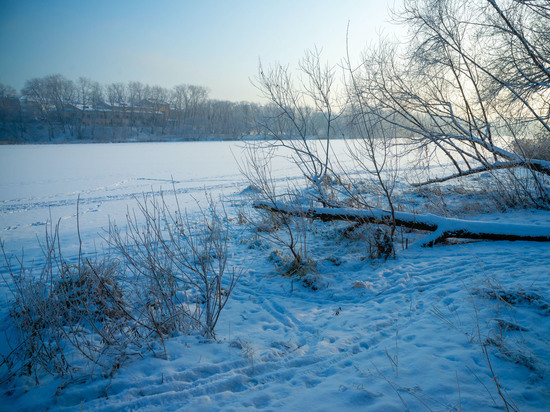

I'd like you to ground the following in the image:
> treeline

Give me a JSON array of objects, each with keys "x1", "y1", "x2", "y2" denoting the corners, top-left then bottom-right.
[{"x1": 0, "y1": 75, "x2": 273, "y2": 142}]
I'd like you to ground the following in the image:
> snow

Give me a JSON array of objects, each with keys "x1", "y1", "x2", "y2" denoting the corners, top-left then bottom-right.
[
  {"x1": 1, "y1": 142, "x2": 550, "y2": 411},
  {"x1": 257, "y1": 200, "x2": 550, "y2": 239}
]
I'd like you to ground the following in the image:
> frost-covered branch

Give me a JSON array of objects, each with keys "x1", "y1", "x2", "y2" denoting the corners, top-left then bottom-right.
[
  {"x1": 412, "y1": 159, "x2": 550, "y2": 187},
  {"x1": 254, "y1": 200, "x2": 550, "y2": 246}
]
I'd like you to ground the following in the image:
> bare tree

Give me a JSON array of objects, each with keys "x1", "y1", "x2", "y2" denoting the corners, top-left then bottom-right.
[
  {"x1": 0, "y1": 83, "x2": 16, "y2": 98},
  {"x1": 21, "y1": 75, "x2": 74, "y2": 140},
  {"x1": 76, "y1": 77, "x2": 93, "y2": 109},
  {"x1": 127, "y1": 81, "x2": 145, "y2": 128},
  {"x1": 255, "y1": 48, "x2": 345, "y2": 206},
  {"x1": 0, "y1": 83, "x2": 22, "y2": 139},
  {"x1": 361, "y1": 0, "x2": 549, "y2": 204},
  {"x1": 342, "y1": 35, "x2": 400, "y2": 236},
  {"x1": 147, "y1": 85, "x2": 169, "y2": 132},
  {"x1": 45, "y1": 74, "x2": 75, "y2": 132},
  {"x1": 107, "y1": 82, "x2": 127, "y2": 108},
  {"x1": 170, "y1": 84, "x2": 209, "y2": 136},
  {"x1": 75, "y1": 77, "x2": 93, "y2": 136},
  {"x1": 105, "y1": 82, "x2": 128, "y2": 138},
  {"x1": 12, "y1": 75, "x2": 264, "y2": 141}
]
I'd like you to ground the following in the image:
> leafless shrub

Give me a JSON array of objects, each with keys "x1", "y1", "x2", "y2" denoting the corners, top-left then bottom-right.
[
  {"x1": 370, "y1": 228, "x2": 394, "y2": 260},
  {"x1": 255, "y1": 196, "x2": 315, "y2": 288},
  {"x1": 341, "y1": 223, "x2": 395, "y2": 260},
  {"x1": 486, "y1": 167, "x2": 550, "y2": 209},
  {"x1": 1, "y1": 193, "x2": 239, "y2": 386},
  {"x1": 513, "y1": 134, "x2": 550, "y2": 162},
  {"x1": 254, "y1": 48, "x2": 345, "y2": 207},
  {"x1": 240, "y1": 145, "x2": 316, "y2": 286},
  {"x1": 0, "y1": 221, "x2": 133, "y2": 384},
  {"x1": 108, "y1": 191, "x2": 239, "y2": 340}
]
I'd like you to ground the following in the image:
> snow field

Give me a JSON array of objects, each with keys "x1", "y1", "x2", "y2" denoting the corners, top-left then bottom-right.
[
  {"x1": 1, "y1": 142, "x2": 549, "y2": 410},
  {"x1": 18, "y1": 223, "x2": 548, "y2": 411}
]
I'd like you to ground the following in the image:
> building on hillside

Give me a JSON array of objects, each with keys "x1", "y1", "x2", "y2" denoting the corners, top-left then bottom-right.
[{"x1": 136, "y1": 99, "x2": 170, "y2": 119}]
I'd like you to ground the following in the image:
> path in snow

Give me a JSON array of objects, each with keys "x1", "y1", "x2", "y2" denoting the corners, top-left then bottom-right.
[{"x1": 28, "y1": 219, "x2": 550, "y2": 411}]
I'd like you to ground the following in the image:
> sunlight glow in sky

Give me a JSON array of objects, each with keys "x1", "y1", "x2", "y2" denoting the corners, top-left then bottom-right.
[{"x1": 0, "y1": 0, "x2": 399, "y2": 102}]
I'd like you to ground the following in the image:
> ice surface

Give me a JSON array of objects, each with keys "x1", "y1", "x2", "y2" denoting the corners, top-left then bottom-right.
[{"x1": 0, "y1": 142, "x2": 299, "y2": 259}]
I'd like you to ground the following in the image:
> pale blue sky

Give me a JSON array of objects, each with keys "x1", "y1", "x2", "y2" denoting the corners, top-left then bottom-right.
[{"x1": 0, "y1": 0, "x2": 399, "y2": 102}]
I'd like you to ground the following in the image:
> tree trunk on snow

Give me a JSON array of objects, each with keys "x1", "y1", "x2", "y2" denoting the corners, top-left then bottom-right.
[{"x1": 253, "y1": 201, "x2": 550, "y2": 247}]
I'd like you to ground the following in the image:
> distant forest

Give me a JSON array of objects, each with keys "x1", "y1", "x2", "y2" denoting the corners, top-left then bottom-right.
[{"x1": 0, "y1": 75, "x2": 276, "y2": 143}]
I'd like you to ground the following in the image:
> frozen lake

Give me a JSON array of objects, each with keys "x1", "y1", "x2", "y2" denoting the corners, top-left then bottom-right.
[
  {"x1": 0, "y1": 139, "x2": 427, "y2": 264},
  {"x1": 0, "y1": 141, "x2": 262, "y2": 262},
  {"x1": 2, "y1": 140, "x2": 351, "y2": 264}
]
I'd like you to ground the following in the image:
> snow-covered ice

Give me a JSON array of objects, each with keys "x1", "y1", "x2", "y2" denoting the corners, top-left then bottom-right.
[{"x1": 1, "y1": 142, "x2": 549, "y2": 411}]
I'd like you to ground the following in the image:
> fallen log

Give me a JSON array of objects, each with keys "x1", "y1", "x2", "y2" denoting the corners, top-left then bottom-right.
[{"x1": 253, "y1": 201, "x2": 550, "y2": 247}]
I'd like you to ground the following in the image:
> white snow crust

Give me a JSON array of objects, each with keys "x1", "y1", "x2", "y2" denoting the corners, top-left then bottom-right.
[{"x1": 1, "y1": 142, "x2": 549, "y2": 411}]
